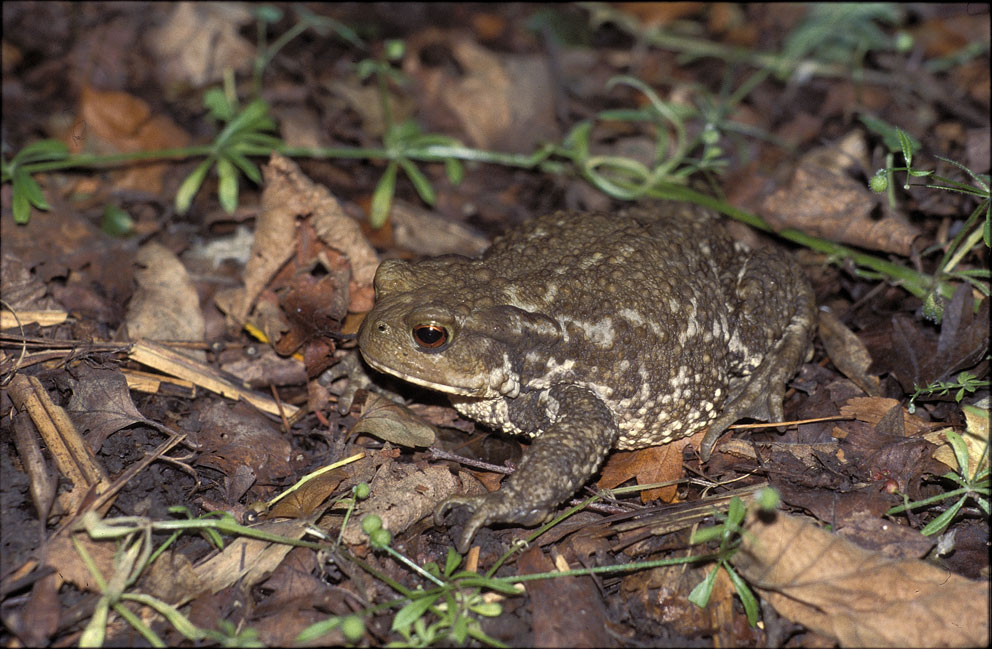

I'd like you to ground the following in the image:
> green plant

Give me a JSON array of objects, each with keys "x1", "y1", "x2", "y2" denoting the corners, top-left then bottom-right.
[
  {"x1": 687, "y1": 494, "x2": 767, "y2": 627},
  {"x1": 908, "y1": 371, "x2": 990, "y2": 414},
  {"x1": 886, "y1": 429, "x2": 990, "y2": 536},
  {"x1": 1, "y1": 139, "x2": 69, "y2": 223},
  {"x1": 866, "y1": 121, "x2": 991, "y2": 321}
]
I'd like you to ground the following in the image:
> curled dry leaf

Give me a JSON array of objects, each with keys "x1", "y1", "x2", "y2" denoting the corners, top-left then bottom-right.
[
  {"x1": 733, "y1": 507, "x2": 989, "y2": 648},
  {"x1": 818, "y1": 309, "x2": 881, "y2": 396},
  {"x1": 125, "y1": 241, "x2": 205, "y2": 359}
]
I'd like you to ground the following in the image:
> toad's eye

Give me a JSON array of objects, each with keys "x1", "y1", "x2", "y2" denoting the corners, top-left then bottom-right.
[{"x1": 412, "y1": 324, "x2": 448, "y2": 349}]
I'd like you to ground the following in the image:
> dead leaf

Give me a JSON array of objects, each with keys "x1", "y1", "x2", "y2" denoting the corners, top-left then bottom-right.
[
  {"x1": 192, "y1": 516, "x2": 320, "y2": 604},
  {"x1": 78, "y1": 85, "x2": 191, "y2": 195},
  {"x1": 518, "y1": 545, "x2": 613, "y2": 648},
  {"x1": 761, "y1": 131, "x2": 921, "y2": 256},
  {"x1": 734, "y1": 507, "x2": 989, "y2": 648},
  {"x1": 839, "y1": 397, "x2": 932, "y2": 437},
  {"x1": 66, "y1": 365, "x2": 154, "y2": 453},
  {"x1": 125, "y1": 241, "x2": 205, "y2": 359},
  {"x1": 149, "y1": 2, "x2": 254, "y2": 88},
  {"x1": 388, "y1": 199, "x2": 489, "y2": 257},
  {"x1": 352, "y1": 392, "x2": 437, "y2": 448},
  {"x1": 598, "y1": 438, "x2": 692, "y2": 503},
  {"x1": 340, "y1": 462, "x2": 484, "y2": 545},
  {"x1": 266, "y1": 470, "x2": 347, "y2": 520},
  {"x1": 407, "y1": 31, "x2": 559, "y2": 153},
  {"x1": 873, "y1": 287, "x2": 989, "y2": 396},
  {"x1": 191, "y1": 401, "x2": 297, "y2": 484},
  {"x1": 818, "y1": 308, "x2": 881, "y2": 396}
]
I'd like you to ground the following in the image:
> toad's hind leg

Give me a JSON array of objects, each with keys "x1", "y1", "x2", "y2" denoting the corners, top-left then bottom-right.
[{"x1": 699, "y1": 249, "x2": 815, "y2": 460}]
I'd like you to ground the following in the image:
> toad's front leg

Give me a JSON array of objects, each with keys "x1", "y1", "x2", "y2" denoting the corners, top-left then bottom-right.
[{"x1": 436, "y1": 384, "x2": 619, "y2": 553}]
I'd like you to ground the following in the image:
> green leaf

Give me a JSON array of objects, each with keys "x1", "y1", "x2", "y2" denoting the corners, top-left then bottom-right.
[
  {"x1": 726, "y1": 496, "x2": 746, "y2": 529},
  {"x1": 563, "y1": 120, "x2": 593, "y2": 161},
  {"x1": 254, "y1": 4, "x2": 283, "y2": 24},
  {"x1": 452, "y1": 614, "x2": 469, "y2": 644},
  {"x1": 217, "y1": 157, "x2": 239, "y2": 214},
  {"x1": 468, "y1": 602, "x2": 502, "y2": 617},
  {"x1": 443, "y1": 548, "x2": 461, "y2": 577},
  {"x1": 688, "y1": 567, "x2": 718, "y2": 608},
  {"x1": 14, "y1": 168, "x2": 49, "y2": 209},
  {"x1": 101, "y1": 204, "x2": 134, "y2": 237},
  {"x1": 897, "y1": 129, "x2": 915, "y2": 168},
  {"x1": 203, "y1": 87, "x2": 235, "y2": 122},
  {"x1": 859, "y1": 115, "x2": 920, "y2": 153},
  {"x1": 920, "y1": 495, "x2": 967, "y2": 536},
  {"x1": 399, "y1": 158, "x2": 436, "y2": 205},
  {"x1": 724, "y1": 564, "x2": 760, "y2": 627},
  {"x1": 690, "y1": 523, "x2": 725, "y2": 545},
  {"x1": 451, "y1": 576, "x2": 523, "y2": 595},
  {"x1": 369, "y1": 161, "x2": 398, "y2": 228},
  {"x1": 392, "y1": 594, "x2": 441, "y2": 632},
  {"x1": 12, "y1": 180, "x2": 31, "y2": 223},
  {"x1": 444, "y1": 158, "x2": 464, "y2": 185},
  {"x1": 14, "y1": 139, "x2": 70, "y2": 165},
  {"x1": 226, "y1": 149, "x2": 262, "y2": 184},
  {"x1": 175, "y1": 158, "x2": 214, "y2": 215},
  {"x1": 296, "y1": 617, "x2": 342, "y2": 644},
  {"x1": 944, "y1": 429, "x2": 970, "y2": 477}
]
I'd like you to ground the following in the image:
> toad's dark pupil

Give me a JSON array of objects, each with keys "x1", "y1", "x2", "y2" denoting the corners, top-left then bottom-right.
[{"x1": 413, "y1": 325, "x2": 447, "y2": 348}]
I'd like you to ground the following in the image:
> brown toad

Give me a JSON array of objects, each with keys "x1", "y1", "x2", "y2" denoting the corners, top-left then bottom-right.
[{"x1": 358, "y1": 202, "x2": 815, "y2": 551}]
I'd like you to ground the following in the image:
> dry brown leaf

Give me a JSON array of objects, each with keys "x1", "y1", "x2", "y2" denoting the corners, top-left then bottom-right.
[
  {"x1": 761, "y1": 132, "x2": 921, "y2": 256},
  {"x1": 598, "y1": 437, "x2": 692, "y2": 503},
  {"x1": 818, "y1": 309, "x2": 881, "y2": 396},
  {"x1": 266, "y1": 470, "x2": 347, "y2": 520},
  {"x1": 734, "y1": 508, "x2": 989, "y2": 647},
  {"x1": 388, "y1": 199, "x2": 489, "y2": 257},
  {"x1": 78, "y1": 86, "x2": 191, "y2": 195},
  {"x1": 125, "y1": 241, "x2": 205, "y2": 358},
  {"x1": 340, "y1": 463, "x2": 485, "y2": 545},
  {"x1": 352, "y1": 392, "x2": 437, "y2": 448},
  {"x1": 518, "y1": 545, "x2": 613, "y2": 648},
  {"x1": 191, "y1": 517, "x2": 318, "y2": 605},
  {"x1": 46, "y1": 532, "x2": 114, "y2": 592},
  {"x1": 839, "y1": 396, "x2": 932, "y2": 437},
  {"x1": 407, "y1": 32, "x2": 559, "y2": 153},
  {"x1": 66, "y1": 365, "x2": 155, "y2": 452},
  {"x1": 192, "y1": 401, "x2": 297, "y2": 483},
  {"x1": 149, "y1": 2, "x2": 254, "y2": 88}
]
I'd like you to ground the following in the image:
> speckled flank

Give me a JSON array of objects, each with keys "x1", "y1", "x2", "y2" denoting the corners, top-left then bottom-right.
[{"x1": 358, "y1": 200, "x2": 816, "y2": 551}]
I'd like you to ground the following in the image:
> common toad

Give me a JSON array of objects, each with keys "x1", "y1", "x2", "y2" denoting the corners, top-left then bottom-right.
[{"x1": 358, "y1": 202, "x2": 815, "y2": 551}]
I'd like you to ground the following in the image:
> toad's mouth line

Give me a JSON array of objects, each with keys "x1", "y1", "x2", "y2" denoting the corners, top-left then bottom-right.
[{"x1": 360, "y1": 353, "x2": 485, "y2": 397}]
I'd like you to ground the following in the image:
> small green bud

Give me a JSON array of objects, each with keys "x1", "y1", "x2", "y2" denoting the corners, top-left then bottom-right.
[
  {"x1": 755, "y1": 486, "x2": 781, "y2": 511},
  {"x1": 341, "y1": 615, "x2": 365, "y2": 641},
  {"x1": 894, "y1": 32, "x2": 914, "y2": 53},
  {"x1": 869, "y1": 170, "x2": 888, "y2": 193},
  {"x1": 353, "y1": 482, "x2": 370, "y2": 500},
  {"x1": 369, "y1": 527, "x2": 392, "y2": 549},
  {"x1": 361, "y1": 514, "x2": 382, "y2": 534},
  {"x1": 701, "y1": 123, "x2": 720, "y2": 145},
  {"x1": 384, "y1": 39, "x2": 405, "y2": 61}
]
